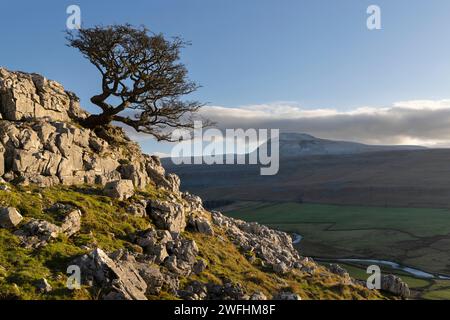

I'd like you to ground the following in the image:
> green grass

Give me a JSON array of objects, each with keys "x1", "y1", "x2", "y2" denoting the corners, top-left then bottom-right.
[
  {"x1": 226, "y1": 202, "x2": 450, "y2": 275},
  {"x1": 227, "y1": 202, "x2": 450, "y2": 237},
  {"x1": 0, "y1": 186, "x2": 385, "y2": 300},
  {"x1": 0, "y1": 184, "x2": 165, "y2": 299}
]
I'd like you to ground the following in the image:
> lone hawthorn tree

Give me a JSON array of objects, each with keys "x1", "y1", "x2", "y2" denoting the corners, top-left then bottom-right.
[{"x1": 67, "y1": 24, "x2": 206, "y2": 141}]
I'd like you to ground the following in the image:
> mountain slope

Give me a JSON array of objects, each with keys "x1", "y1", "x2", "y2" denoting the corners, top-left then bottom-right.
[{"x1": 164, "y1": 134, "x2": 450, "y2": 208}]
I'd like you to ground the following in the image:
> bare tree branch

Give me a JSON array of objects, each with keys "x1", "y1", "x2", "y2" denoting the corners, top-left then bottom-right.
[{"x1": 66, "y1": 24, "x2": 208, "y2": 139}]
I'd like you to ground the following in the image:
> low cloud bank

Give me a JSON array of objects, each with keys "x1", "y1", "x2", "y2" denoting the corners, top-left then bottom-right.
[{"x1": 199, "y1": 99, "x2": 450, "y2": 147}]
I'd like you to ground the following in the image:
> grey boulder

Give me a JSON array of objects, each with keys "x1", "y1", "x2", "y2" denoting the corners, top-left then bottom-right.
[{"x1": 0, "y1": 207, "x2": 23, "y2": 228}]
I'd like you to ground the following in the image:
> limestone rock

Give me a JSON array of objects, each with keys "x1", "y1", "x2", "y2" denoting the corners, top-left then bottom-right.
[
  {"x1": 328, "y1": 264, "x2": 350, "y2": 278},
  {"x1": 103, "y1": 180, "x2": 135, "y2": 200},
  {"x1": 135, "y1": 263, "x2": 165, "y2": 295},
  {"x1": 60, "y1": 209, "x2": 82, "y2": 237},
  {"x1": 188, "y1": 215, "x2": 214, "y2": 236},
  {"x1": 165, "y1": 173, "x2": 181, "y2": 193},
  {"x1": 0, "y1": 68, "x2": 81, "y2": 122},
  {"x1": 183, "y1": 192, "x2": 204, "y2": 212},
  {"x1": 147, "y1": 199, "x2": 186, "y2": 233},
  {"x1": 14, "y1": 219, "x2": 61, "y2": 248},
  {"x1": 73, "y1": 248, "x2": 147, "y2": 300},
  {"x1": 164, "y1": 238, "x2": 200, "y2": 276},
  {"x1": 207, "y1": 280, "x2": 247, "y2": 300},
  {"x1": 0, "y1": 69, "x2": 175, "y2": 191},
  {"x1": 126, "y1": 202, "x2": 147, "y2": 217},
  {"x1": 35, "y1": 278, "x2": 52, "y2": 293},
  {"x1": 14, "y1": 208, "x2": 81, "y2": 248},
  {"x1": 170, "y1": 239, "x2": 199, "y2": 265},
  {"x1": 135, "y1": 229, "x2": 172, "y2": 264},
  {"x1": 273, "y1": 262, "x2": 290, "y2": 275},
  {"x1": 381, "y1": 274, "x2": 410, "y2": 298},
  {"x1": 210, "y1": 211, "x2": 308, "y2": 273},
  {"x1": 178, "y1": 281, "x2": 208, "y2": 300},
  {"x1": 0, "y1": 207, "x2": 23, "y2": 228}
]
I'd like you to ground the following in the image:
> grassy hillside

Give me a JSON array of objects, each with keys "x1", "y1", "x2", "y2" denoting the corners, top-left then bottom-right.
[{"x1": 0, "y1": 185, "x2": 384, "y2": 300}]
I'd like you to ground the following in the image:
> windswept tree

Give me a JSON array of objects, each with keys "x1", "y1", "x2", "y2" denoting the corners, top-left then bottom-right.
[{"x1": 67, "y1": 24, "x2": 206, "y2": 141}]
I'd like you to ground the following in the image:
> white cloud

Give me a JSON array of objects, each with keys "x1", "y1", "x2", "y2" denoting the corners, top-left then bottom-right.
[
  {"x1": 119, "y1": 99, "x2": 450, "y2": 155},
  {"x1": 198, "y1": 99, "x2": 450, "y2": 147}
]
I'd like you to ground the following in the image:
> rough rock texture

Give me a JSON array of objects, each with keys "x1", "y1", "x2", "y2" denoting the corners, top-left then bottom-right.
[
  {"x1": 0, "y1": 69, "x2": 182, "y2": 192},
  {"x1": 381, "y1": 274, "x2": 410, "y2": 298},
  {"x1": 0, "y1": 68, "x2": 85, "y2": 122},
  {"x1": 60, "y1": 209, "x2": 82, "y2": 237},
  {"x1": 0, "y1": 207, "x2": 23, "y2": 228},
  {"x1": 328, "y1": 263, "x2": 352, "y2": 284},
  {"x1": 250, "y1": 291, "x2": 267, "y2": 300},
  {"x1": 182, "y1": 192, "x2": 204, "y2": 212},
  {"x1": 103, "y1": 180, "x2": 135, "y2": 200},
  {"x1": 73, "y1": 248, "x2": 147, "y2": 300},
  {"x1": 126, "y1": 201, "x2": 147, "y2": 217},
  {"x1": 192, "y1": 259, "x2": 208, "y2": 275},
  {"x1": 14, "y1": 209, "x2": 81, "y2": 248},
  {"x1": 15, "y1": 219, "x2": 62, "y2": 248},
  {"x1": 134, "y1": 228, "x2": 200, "y2": 277},
  {"x1": 147, "y1": 199, "x2": 186, "y2": 233},
  {"x1": 188, "y1": 215, "x2": 214, "y2": 236},
  {"x1": 211, "y1": 211, "x2": 315, "y2": 273}
]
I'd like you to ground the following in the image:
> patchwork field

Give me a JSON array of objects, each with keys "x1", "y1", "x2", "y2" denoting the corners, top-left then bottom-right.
[{"x1": 223, "y1": 201, "x2": 450, "y2": 299}]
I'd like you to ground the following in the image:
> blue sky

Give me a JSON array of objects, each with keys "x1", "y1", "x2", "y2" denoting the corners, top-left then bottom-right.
[{"x1": 2, "y1": 1, "x2": 450, "y2": 153}]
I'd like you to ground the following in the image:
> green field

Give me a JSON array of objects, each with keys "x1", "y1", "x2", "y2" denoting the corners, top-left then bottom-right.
[{"x1": 224, "y1": 201, "x2": 450, "y2": 299}]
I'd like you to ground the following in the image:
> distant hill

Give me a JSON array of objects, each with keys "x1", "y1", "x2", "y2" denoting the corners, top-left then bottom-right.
[
  {"x1": 163, "y1": 134, "x2": 450, "y2": 208},
  {"x1": 256, "y1": 132, "x2": 426, "y2": 157}
]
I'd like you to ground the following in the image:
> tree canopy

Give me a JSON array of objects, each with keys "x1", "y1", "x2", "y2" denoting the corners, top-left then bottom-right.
[{"x1": 67, "y1": 24, "x2": 206, "y2": 141}]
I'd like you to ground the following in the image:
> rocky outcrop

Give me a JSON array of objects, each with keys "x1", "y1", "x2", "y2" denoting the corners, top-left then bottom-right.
[
  {"x1": 0, "y1": 68, "x2": 86, "y2": 122},
  {"x1": 211, "y1": 211, "x2": 314, "y2": 274},
  {"x1": 381, "y1": 274, "x2": 410, "y2": 298},
  {"x1": 0, "y1": 68, "x2": 182, "y2": 192},
  {"x1": 126, "y1": 201, "x2": 147, "y2": 217},
  {"x1": 332, "y1": 264, "x2": 410, "y2": 298}
]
